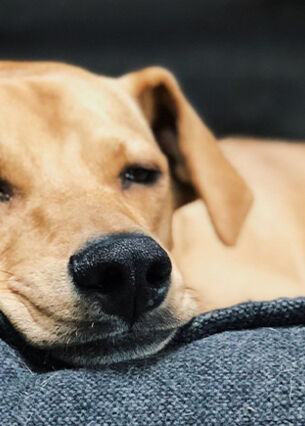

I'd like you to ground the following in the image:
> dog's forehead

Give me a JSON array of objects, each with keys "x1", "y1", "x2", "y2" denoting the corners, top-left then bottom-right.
[{"x1": 0, "y1": 62, "x2": 154, "y2": 154}]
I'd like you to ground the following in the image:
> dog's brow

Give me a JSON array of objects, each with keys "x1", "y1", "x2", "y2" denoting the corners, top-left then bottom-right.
[{"x1": 0, "y1": 149, "x2": 33, "y2": 191}]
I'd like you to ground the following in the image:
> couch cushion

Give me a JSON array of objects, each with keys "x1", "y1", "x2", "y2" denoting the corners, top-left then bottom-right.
[{"x1": 1, "y1": 298, "x2": 305, "y2": 425}]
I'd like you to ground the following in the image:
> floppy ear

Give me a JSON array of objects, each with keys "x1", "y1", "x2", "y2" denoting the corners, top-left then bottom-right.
[{"x1": 120, "y1": 67, "x2": 253, "y2": 246}]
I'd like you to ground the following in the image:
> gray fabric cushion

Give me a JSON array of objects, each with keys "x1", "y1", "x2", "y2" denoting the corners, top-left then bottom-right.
[{"x1": 1, "y1": 298, "x2": 305, "y2": 425}]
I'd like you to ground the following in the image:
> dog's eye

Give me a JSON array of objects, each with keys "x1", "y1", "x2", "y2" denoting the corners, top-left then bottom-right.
[
  {"x1": 121, "y1": 166, "x2": 161, "y2": 188},
  {"x1": 0, "y1": 179, "x2": 13, "y2": 202}
]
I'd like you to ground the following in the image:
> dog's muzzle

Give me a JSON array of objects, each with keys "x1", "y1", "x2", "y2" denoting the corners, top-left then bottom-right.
[{"x1": 68, "y1": 233, "x2": 172, "y2": 325}]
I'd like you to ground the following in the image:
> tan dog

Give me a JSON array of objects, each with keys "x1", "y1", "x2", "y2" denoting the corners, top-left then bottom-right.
[{"x1": 0, "y1": 61, "x2": 304, "y2": 366}]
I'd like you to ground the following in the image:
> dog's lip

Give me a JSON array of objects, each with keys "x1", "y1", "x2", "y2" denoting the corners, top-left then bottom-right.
[
  {"x1": 48, "y1": 324, "x2": 178, "y2": 367},
  {"x1": 44, "y1": 320, "x2": 179, "y2": 349}
]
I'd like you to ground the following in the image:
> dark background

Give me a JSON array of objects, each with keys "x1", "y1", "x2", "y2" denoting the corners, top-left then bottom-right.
[{"x1": 0, "y1": 0, "x2": 304, "y2": 140}]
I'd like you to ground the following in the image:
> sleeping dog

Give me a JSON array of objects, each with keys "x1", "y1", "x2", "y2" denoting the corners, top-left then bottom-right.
[{"x1": 0, "y1": 62, "x2": 304, "y2": 366}]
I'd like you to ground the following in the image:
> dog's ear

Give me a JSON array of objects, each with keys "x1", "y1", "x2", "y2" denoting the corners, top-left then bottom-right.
[{"x1": 120, "y1": 67, "x2": 253, "y2": 245}]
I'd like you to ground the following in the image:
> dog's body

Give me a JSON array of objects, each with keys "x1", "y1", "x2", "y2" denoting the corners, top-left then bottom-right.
[
  {"x1": 174, "y1": 139, "x2": 305, "y2": 312},
  {"x1": 0, "y1": 61, "x2": 304, "y2": 366}
]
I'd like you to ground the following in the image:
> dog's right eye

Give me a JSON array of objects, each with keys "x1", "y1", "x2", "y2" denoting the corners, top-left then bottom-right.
[
  {"x1": 120, "y1": 165, "x2": 161, "y2": 189},
  {"x1": 0, "y1": 179, "x2": 13, "y2": 202}
]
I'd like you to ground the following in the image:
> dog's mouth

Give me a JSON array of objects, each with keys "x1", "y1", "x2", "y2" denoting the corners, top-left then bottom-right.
[
  {"x1": 44, "y1": 307, "x2": 182, "y2": 367},
  {"x1": 14, "y1": 302, "x2": 184, "y2": 367}
]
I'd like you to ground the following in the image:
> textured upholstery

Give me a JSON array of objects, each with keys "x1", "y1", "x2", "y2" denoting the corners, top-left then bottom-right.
[{"x1": 1, "y1": 298, "x2": 305, "y2": 425}]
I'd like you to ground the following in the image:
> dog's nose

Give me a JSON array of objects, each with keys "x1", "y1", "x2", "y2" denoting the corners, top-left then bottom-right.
[{"x1": 68, "y1": 233, "x2": 171, "y2": 324}]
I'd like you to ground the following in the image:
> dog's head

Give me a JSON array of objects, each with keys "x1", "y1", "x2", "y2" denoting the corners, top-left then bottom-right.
[{"x1": 0, "y1": 62, "x2": 252, "y2": 366}]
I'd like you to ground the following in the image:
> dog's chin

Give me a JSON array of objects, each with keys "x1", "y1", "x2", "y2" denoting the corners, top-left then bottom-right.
[{"x1": 49, "y1": 326, "x2": 177, "y2": 367}]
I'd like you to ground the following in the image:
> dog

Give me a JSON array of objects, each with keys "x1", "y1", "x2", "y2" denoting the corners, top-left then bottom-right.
[{"x1": 0, "y1": 61, "x2": 304, "y2": 367}]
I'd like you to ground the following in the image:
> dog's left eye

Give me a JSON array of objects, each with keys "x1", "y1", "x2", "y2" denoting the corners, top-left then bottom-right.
[
  {"x1": 121, "y1": 166, "x2": 161, "y2": 188},
  {"x1": 0, "y1": 179, "x2": 13, "y2": 202}
]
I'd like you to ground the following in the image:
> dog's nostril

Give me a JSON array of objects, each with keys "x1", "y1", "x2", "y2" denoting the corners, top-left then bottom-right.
[
  {"x1": 69, "y1": 256, "x2": 127, "y2": 295},
  {"x1": 86, "y1": 263, "x2": 125, "y2": 294},
  {"x1": 146, "y1": 258, "x2": 172, "y2": 287}
]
